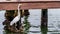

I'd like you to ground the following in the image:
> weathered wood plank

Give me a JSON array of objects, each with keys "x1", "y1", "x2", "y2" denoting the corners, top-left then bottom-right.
[
  {"x1": 0, "y1": 0, "x2": 60, "y2": 2},
  {"x1": 0, "y1": 1, "x2": 60, "y2": 10}
]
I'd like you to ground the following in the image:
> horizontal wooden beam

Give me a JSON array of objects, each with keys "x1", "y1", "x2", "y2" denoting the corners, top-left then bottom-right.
[
  {"x1": 0, "y1": 0, "x2": 60, "y2": 2},
  {"x1": 0, "y1": 1, "x2": 60, "y2": 10}
]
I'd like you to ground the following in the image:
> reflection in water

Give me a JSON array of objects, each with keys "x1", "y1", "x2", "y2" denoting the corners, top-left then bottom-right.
[{"x1": 41, "y1": 26, "x2": 48, "y2": 34}]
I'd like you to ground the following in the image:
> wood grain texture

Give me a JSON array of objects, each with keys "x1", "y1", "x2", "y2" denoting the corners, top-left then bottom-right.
[
  {"x1": 0, "y1": 0, "x2": 60, "y2": 2},
  {"x1": 0, "y1": 1, "x2": 60, "y2": 10}
]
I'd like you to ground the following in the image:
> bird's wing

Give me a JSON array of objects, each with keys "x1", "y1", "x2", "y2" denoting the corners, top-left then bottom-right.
[{"x1": 10, "y1": 16, "x2": 20, "y2": 25}]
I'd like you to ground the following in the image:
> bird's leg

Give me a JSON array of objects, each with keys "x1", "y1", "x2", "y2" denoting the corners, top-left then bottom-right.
[
  {"x1": 16, "y1": 20, "x2": 21, "y2": 30},
  {"x1": 10, "y1": 23, "x2": 18, "y2": 32}
]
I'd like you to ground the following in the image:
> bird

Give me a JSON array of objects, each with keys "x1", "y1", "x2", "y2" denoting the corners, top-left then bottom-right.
[{"x1": 10, "y1": 4, "x2": 22, "y2": 26}]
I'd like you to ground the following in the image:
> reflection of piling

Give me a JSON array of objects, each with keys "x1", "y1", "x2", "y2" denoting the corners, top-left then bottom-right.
[
  {"x1": 41, "y1": 9, "x2": 48, "y2": 34},
  {"x1": 41, "y1": 26, "x2": 48, "y2": 34}
]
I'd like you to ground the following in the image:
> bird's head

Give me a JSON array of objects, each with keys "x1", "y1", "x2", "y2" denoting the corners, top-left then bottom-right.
[
  {"x1": 18, "y1": 4, "x2": 22, "y2": 9},
  {"x1": 18, "y1": 4, "x2": 22, "y2": 7},
  {"x1": 19, "y1": 4, "x2": 22, "y2": 6}
]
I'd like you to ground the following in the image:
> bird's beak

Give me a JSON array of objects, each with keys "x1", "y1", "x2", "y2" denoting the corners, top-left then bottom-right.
[
  {"x1": 18, "y1": 4, "x2": 22, "y2": 8},
  {"x1": 19, "y1": 4, "x2": 22, "y2": 6}
]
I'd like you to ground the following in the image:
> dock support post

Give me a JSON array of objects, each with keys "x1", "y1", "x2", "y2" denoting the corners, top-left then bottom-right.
[{"x1": 41, "y1": 9, "x2": 48, "y2": 34}]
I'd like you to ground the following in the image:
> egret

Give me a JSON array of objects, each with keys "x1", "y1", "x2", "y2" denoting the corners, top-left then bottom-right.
[{"x1": 10, "y1": 4, "x2": 22, "y2": 25}]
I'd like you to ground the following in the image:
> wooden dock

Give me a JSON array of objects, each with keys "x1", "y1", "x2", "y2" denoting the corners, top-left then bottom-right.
[
  {"x1": 1, "y1": 0, "x2": 60, "y2": 33},
  {"x1": 0, "y1": 0, "x2": 60, "y2": 10}
]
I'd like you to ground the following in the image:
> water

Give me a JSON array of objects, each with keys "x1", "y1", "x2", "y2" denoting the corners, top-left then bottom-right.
[
  {"x1": 48, "y1": 9, "x2": 60, "y2": 34},
  {"x1": 0, "y1": 10, "x2": 5, "y2": 34},
  {"x1": 27, "y1": 9, "x2": 41, "y2": 34},
  {"x1": 0, "y1": 9, "x2": 60, "y2": 34}
]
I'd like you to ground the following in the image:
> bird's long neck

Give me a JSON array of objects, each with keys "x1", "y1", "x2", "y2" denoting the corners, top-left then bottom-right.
[{"x1": 18, "y1": 5, "x2": 20, "y2": 16}]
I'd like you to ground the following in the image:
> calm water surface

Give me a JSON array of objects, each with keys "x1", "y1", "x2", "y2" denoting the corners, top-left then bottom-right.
[{"x1": 0, "y1": 9, "x2": 60, "y2": 34}]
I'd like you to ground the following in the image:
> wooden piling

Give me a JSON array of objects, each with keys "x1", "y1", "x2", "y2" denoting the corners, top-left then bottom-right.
[
  {"x1": 41, "y1": 9, "x2": 48, "y2": 34},
  {"x1": 41, "y1": 9, "x2": 48, "y2": 27}
]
